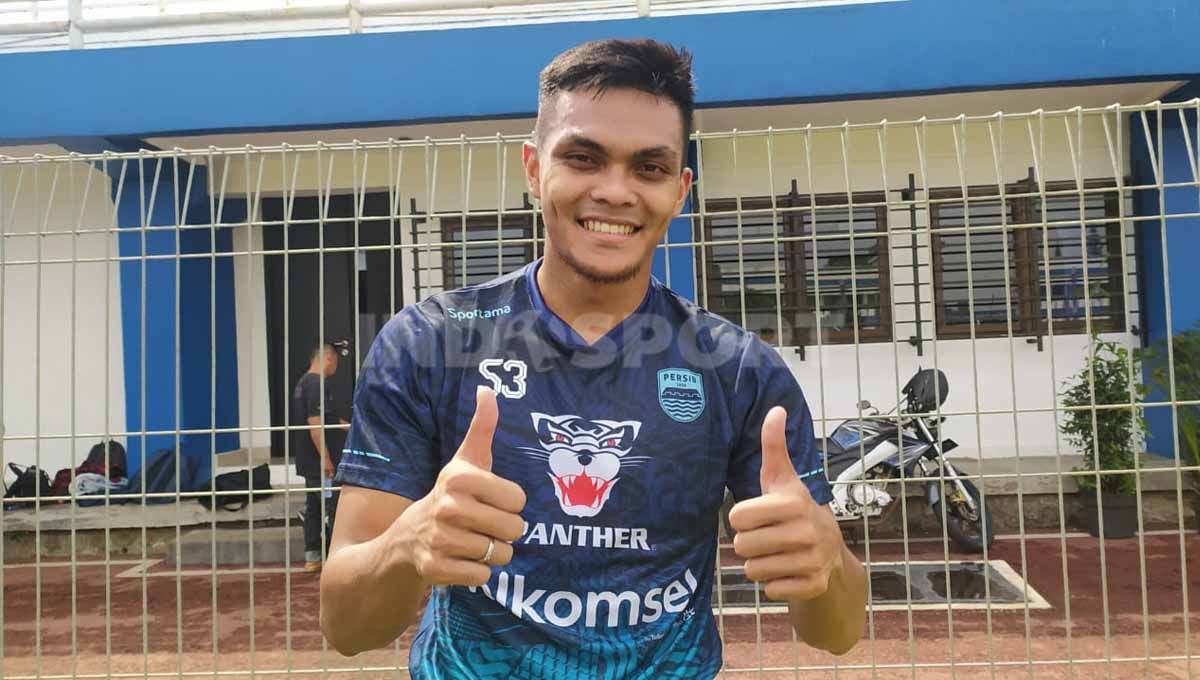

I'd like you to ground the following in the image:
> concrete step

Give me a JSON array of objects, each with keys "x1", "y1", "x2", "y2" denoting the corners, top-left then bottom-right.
[{"x1": 163, "y1": 525, "x2": 308, "y2": 567}]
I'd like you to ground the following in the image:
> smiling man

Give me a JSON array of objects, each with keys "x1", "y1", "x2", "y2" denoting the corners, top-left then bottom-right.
[{"x1": 319, "y1": 39, "x2": 866, "y2": 679}]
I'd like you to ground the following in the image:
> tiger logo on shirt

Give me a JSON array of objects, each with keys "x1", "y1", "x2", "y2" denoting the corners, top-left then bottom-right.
[{"x1": 517, "y1": 413, "x2": 647, "y2": 517}]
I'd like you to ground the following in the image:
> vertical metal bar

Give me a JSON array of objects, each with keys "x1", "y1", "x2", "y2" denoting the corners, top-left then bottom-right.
[
  {"x1": 839, "y1": 121, "x2": 880, "y2": 680},
  {"x1": 106, "y1": 154, "x2": 128, "y2": 680},
  {"x1": 1017, "y1": 114, "x2": 1084, "y2": 676},
  {"x1": 33, "y1": 156, "x2": 60, "y2": 680},
  {"x1": 138, "y1": 151, "x2": 162, "y2": 680},
  {"x1": 281, "y1": 142, "x2": 299, "y2": 677},
  {"x1": 1103, "y1": 104, "x2": 1156, "y2": 675},
  {"x1": 389, "y1": 139, "x2": 399, "y2": 312},
  {"x1": 278, "y1": 143, "x2": 297, "y2": 680},
  {"x1": 984, "y1": 113, "x2": 1036, "y2": 679},
  {"x1": 317, "y1": 141, "x2": 334, "y2": 677},
  {"x1": 172, "y1": 151, "x2": 189, "y2": 680},
  {"x1": 765, "y1": 128, "x2": 785, "y2": 351},
  {"x1": 210, "y1": 147, "x2": 227, "y2": 680},
  {"x1": 0, "y1": 157, "x2": 9, "y2": 680},
  {"x1": 725, "y1": 129, "x2": 763, "y2": 676},
  {"x1": 877, "y1": 119, "x2": 913, "y2": 680},
  {"x1": 1139, "y1": 103, "x2": 1191, "y2": 678},
  {"x1": 1168, "y1": 102, "x2": 1198, "y2": 678},
  {"x1": 496, "y1": 134, "x2": 506, "y2": 279},
  {"x1": 914, "y1": 115, "x2": 957, "y2": 678},
  {"x1": 458, "y1": 135, "x2": 469, "y2": 287},
  {"x1": 424, "y1": 137, "x2": 434, "y2": 295},
  {"x1": 763, "y1": 126, "x2": 806, "y2": 680},
  {"x1": 949, "y1": 115, "x2": 998, "y2": 679},
  {"x1": 67, "y1": 152, "x2": 85, "y2": 680},
  {"x1": 1069, "y1": 106, "x2": 1151, "y2": 677},
  {"x1": 350, "y1": 140, "x2": 368, "y2": 677},
  {"x1": 730, "y1": 130, "x2": 750, "y2": 334},
  {"x1": 694, "y1": 129, "x2": 710, "y2": 314}
]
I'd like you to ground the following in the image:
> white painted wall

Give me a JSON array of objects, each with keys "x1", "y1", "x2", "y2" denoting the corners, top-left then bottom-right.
[
  {"x1": 1, "y1": 146, "x2": 127, "y2": 483},
  {"x1": 230, "y1": 214, "x2": 272, "y2": 456},
  {"x1": 200, "y1": 107, "x2": 1142, "y2": 461}
]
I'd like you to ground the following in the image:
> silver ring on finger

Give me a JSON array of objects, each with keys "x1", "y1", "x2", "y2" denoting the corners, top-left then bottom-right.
[{"x1": 479, "y1": 537, "x2": 496, "y2": 565}]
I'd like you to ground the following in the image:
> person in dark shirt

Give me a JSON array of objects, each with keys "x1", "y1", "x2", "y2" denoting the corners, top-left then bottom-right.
[
  {"x1": 291, "y1": 341, "x2": 348, "y2": 572},
  {"x1": 319, "y1": 38, "x2": 867, "y2": 678}
]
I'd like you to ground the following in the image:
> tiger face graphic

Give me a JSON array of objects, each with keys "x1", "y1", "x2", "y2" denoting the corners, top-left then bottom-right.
[{"x1": 517, "y1": 413, "x2": 646, "y2": 517}]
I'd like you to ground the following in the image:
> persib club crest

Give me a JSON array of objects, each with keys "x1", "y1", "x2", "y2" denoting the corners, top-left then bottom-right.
[{"x1": 657, "y1": 369, "x2": 705, "y2": 423}]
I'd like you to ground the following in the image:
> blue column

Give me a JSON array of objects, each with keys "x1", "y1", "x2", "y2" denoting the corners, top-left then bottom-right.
[
  {"x1": 1131, "y1": 87, "x2": 1200, "y2": 458},
  {"x1": 651, "y1": 140, "x2": 698, "y2": 301},
  {"x1": 97, "y1": 147, "x2": 241, "y2": 480}
]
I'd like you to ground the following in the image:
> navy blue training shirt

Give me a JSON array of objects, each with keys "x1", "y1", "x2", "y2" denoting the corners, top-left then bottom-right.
[{"x1": 337, "y1": 259, "x2": 832, "y2": 680}]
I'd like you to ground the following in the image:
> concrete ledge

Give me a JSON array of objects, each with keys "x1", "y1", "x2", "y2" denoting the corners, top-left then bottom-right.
[
  {"x1": 949, "y1": 454, "x2": 1196, "y2": 496},
  {"x1": 1, "y1": 464, "x2": 310, "y2": 534},
  {"x1": 163, "y1": 526, "x2": 307, "y2": 567}
]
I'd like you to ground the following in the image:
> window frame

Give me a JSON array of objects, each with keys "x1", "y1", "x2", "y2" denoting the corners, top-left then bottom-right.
[
  {"x1": 439, "y1": 211, "x2": 538, "y2": 289},
  {"x1": 696, "y1": 190, "x2": 893, "y2": 345},
  {"x1": 929, "y1": 178, "x2": 1126, "y2": 339}
]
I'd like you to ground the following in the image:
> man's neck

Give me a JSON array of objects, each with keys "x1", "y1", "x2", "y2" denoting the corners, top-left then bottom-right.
[{"x1": 536, "y1": 256, "x2": 651, "y2": 345}]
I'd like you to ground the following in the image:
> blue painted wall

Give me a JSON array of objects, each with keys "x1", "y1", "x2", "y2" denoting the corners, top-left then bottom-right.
[
  {"x1": 1131, "y1": 87, "x2": 1200, "y2": 458},
  {"x1": 104, "y1": 152, "x2": 241, "y2": 480},
  {"x1": 3, "y1": 0, "x2": 1200, "y2": 143}
]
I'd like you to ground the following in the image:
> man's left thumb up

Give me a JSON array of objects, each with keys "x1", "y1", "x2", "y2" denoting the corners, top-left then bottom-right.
[{"x1": 759, "y1": 406, "x2": 798, "y2": 494}]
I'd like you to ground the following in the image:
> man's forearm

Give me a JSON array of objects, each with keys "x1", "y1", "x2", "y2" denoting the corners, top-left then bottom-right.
[
  {"x1": 320, "y1": 519, "x2": 427, "y2": 655},
  {"x1": 309, "y1": 428, "x2": 330, "y2": 463},
  {"x1": 787, "y1": 544, "x2": 867, "y2": 655}
]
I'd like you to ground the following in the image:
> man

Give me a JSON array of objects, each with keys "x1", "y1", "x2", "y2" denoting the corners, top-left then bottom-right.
[
  {"x1": 291, "y1": 341, "x2": 346, "y2": 572},
  {"x1": 320, "y1": 39, "x2": 866, "y2": 678}
]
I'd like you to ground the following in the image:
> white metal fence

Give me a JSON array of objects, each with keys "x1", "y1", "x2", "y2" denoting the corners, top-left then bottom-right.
[{"x1": 2, "y1": 100, "x2": 1199, "y2": 678}]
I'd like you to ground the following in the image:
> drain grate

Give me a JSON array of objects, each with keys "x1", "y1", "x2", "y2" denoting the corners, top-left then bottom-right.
[{"x1": 714, "y1": 560, "x2": 1050, "y2": 613}]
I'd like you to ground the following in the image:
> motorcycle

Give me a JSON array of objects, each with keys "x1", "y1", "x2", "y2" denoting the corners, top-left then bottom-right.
[{"x1": 723, "y1": 368, "x2": 996, "y2": 553}]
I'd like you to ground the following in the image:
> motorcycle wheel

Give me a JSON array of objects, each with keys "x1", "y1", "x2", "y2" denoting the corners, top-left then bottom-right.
[{"x1": 928, "y1": 477, "x2": 995, "y2": 553}]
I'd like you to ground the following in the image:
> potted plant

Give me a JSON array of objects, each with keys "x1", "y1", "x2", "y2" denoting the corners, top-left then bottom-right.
[
  {"x1": 1141, "y1": 321, "x2": 1200, "y2": 529},
  {"x1": 1059, "y1": 336, "x2": 1146, "y2": 539}
]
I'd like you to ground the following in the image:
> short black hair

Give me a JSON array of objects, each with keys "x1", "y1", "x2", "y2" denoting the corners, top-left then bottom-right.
[
  {"x1": 310, "y1": 341, "x2": 335, "y2": 362},
  {"x1": 536, "y1": 38, "x2": 695, "y2": 163}
]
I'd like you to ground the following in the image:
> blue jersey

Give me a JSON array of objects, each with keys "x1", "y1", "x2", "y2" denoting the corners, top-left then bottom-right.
[{"x1": 338, "y1": 260, "x2": 832, "y2": 680}]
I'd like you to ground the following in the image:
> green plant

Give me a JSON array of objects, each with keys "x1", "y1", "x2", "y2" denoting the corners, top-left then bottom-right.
[
  {"x1": 1060, "y1": 336, "x2": 1146, "y2": 496},
  {"x1": 1141, "y1": 321, "x2": 1200, "y2": 492}
]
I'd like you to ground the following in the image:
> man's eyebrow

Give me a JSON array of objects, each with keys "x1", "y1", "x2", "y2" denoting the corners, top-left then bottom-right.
[
  {"x1": 631, "y1": 146, "x2": 681, "y2": 163},
  {"x1": 557, "y1": 135, "x2": 681, "y2": 164},
  {"x1": 557, "y1": 134, "x2": 608, "y2": 155}
]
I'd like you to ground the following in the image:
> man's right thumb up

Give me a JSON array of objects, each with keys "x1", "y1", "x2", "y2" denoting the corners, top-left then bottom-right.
[{"x1": 457, "y1": 385, "x2": 498, "y2": 470}]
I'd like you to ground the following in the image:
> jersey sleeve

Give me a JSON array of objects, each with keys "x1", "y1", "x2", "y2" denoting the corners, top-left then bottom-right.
[
  {"x1": 726, "y1": 336, "x2": 833, "y2": 505},
  {"x1": 335, "y1": 304, "x2": 445, "y2": 502}
]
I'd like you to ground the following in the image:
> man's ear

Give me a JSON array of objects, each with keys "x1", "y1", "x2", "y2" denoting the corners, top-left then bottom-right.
[
  {"x1": 673, "y1": 166, "x2": 694, "y2": 216},
  {"x1": 522, "y1": 141, "x2": 541, "y2": 200}
]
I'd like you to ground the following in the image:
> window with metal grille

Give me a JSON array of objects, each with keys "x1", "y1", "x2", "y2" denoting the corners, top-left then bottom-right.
[
  {"x1": 931, "y1": 179, "x2": 1126, "y2": 338},
  {"x1": 440, "y1": 213, "x2": 537, "y2": 289},
  {"x1": 697, "y1": 191, "x2": 891, "y2": 345}
]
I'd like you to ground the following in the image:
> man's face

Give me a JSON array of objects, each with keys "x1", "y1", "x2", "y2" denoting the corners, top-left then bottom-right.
[
  {"x1": 323, "y1": 350, "x2": 338, "y2": 377},
  {"x1": 523, "y1": 87, "x2": 693, "y2": 285}
]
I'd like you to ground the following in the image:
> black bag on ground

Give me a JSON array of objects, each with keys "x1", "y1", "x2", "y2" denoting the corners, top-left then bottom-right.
[
  {"x1": 4, "y1": 463, "x2": 53, "y2": 509},
  {"x1": 198, "y1": 464, "x2": 272, "y2": 511}
]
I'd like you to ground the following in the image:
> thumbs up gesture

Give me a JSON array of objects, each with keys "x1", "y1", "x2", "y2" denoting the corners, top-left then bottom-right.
[
  {"x1": 727, "y1": 406, "x2": 844, "y2": 603},
  {"x1": 394, "y1": 386, "x2": 527, "y2": 588}
]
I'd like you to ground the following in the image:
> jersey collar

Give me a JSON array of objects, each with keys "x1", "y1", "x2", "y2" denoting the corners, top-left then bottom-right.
[{"x1": 523, "y1": 258, "x2": 659, "y2": 354}]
